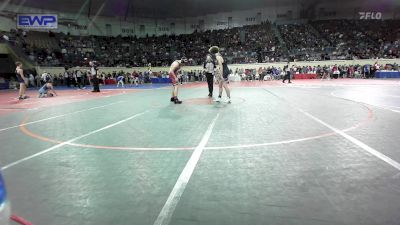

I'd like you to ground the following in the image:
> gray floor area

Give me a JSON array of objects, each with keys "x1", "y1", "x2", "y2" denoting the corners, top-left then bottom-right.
[{"x1": 1, "y1": 80, "x2": 400, "y2": 225}]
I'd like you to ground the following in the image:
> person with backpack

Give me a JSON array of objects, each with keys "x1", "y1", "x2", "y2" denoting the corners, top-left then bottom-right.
[{"x1": 209, "y1": 46, "x2": 231, "y2": 103}]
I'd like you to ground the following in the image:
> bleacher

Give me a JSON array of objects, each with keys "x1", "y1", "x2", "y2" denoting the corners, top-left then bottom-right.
[
  {"x1": 2, "y1": 19, "x2": 399, "y2": 67},
  {"x1": 24, "y1": 31, "x2": 60, "y2": 51}
]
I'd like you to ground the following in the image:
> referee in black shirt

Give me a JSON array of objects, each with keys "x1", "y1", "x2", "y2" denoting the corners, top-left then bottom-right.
[{"x1": 203, "y1": 54, "x2": 215, "y2": 97}]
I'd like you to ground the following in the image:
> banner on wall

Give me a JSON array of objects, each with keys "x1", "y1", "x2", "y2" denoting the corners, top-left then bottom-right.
[{"x1": 17, "y1": 14, "x2": 58, "y2": 29}]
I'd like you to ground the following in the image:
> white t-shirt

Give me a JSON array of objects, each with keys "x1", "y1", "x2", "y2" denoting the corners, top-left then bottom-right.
[
  {"x1": 42, "y1": 73, "x2": 48, "y2": 80},
  {"x1": 91, "y1": 67, "x2": 97, "y2": 76},
  {"x1": 204, "y1": 62, "x2": 214, "y2": 74}
]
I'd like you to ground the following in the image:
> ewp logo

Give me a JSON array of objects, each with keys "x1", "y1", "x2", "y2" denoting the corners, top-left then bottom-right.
[{"x1": 17, "y1": 14, "x2": 58, "y2": 29}]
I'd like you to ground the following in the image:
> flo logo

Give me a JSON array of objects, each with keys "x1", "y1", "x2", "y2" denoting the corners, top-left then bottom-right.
[{"x1": 359, "y1": 12, "x2": 382, "y2": 20}]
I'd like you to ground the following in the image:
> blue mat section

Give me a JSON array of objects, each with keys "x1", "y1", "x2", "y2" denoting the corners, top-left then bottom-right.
[
  {"x1": 27, "y1": 83, "x2": 171, "y2": 91},
  {"x1": 151, "y1": 78, "x2": 171, "y2": 83},
  {"x1": 375, "y1": 71, "x2": 400, "y2": 78},
  {"x1": 0, "y1": 82, "x2": 9, "y2": 90},
  {"x1": 100, "y1": 83, "x2": 171, "y2": 89}
]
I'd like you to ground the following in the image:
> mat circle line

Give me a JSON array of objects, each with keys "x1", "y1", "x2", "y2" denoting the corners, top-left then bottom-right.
[{"x1": 19, "y1": 104, "x2": 374, "y2": 151}]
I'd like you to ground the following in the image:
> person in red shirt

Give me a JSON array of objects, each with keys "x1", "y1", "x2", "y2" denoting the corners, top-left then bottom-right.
[{"x1": 131, "y1": 70, "x2": 139, "y2": 86}]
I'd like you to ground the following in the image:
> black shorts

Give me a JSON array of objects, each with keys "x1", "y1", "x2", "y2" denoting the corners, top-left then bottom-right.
[
  {"x1": 16, "y1": 75, "x2": 25, "y2": 84},
  {"x1": 217, "y1": 75, "x2": 229, "y2": 83}
]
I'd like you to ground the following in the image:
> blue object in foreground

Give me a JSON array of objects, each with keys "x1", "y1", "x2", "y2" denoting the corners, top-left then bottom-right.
[
  {"x1": 0, "y1": 171, "x2": 10, "y2": 225},
  {"x1": 375, "y1": 71, "x2": 400, "y2": 78}
]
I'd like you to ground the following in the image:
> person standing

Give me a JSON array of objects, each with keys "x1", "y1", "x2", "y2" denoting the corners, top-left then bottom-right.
[
  {"x1": 90, "y1": 61, "x2": 100, "y2": 92},
  {"x1": 203, "y1": 54, "x2": 215, "y2": 97},
  {"x1": 210, "y1": 46, "x2": 231, "y2": 103},
  {"x1": 168, "y1": 57, "x2": 188, "y2": 104},
  {"x1": 372, "y1": 61, "x2": 379, "y2": 78},
  {"x1": 258, "y1": 67, "x2": 264, "y2": 82},
  {"x1": 130, "y1": 70, "x2": 139, "y2": 86},
  {"x1": 41, "y1": 72, "x2": 52, "y2": 84},
  {"x1": 332, "y1": 64, "x2": 340, "y2": 79},
  {"x1": 28, "y1": 73, "x2": 35, "y2": 87},
  {"x1": 282, "y1": 62, "x2": 292, "y2": 83},
  {"x1": 35, "y1": 73, "x2": 41, "y2": 88},
  {"x1": 75, "y1": 69, "x2": 84, "y2": 89},
  {"x1": 41, "y1": 71, "x2": 49, "y2": 86},
  {"x1": 69, "y1": 70, "x2": 76, "y2": 87},
  {"x1": 364, "y1": 64, "x2": 370, "y2": 79},
  {"x1": 15, "y1": 61, "x2": 28, "y2": 100},
  {"x1": 63, "y1": 69, "x2": 70, "y2": 87}
]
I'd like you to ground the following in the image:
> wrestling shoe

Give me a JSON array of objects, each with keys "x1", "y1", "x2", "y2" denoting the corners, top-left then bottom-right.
[
  {"x1": 213, "y1": 97, "x2": 222, "y2": 102},
  {"x1": 174, "y1": 98, "x2": 182, "y2": 104},
  {"x1": 18, "y1": 96, "x2": 29, "y2": 100}
]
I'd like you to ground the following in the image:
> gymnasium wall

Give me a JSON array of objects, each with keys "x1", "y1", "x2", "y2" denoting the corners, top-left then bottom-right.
[
  {"x1": 36, "y1": 59, "x2": 400, "y2": 76},
  {"x1": 314, "y1": 0, "x2": 400, "y2": 20},
  {"x1": 0, "y1": 44, "x2": 8, "y2": 54},
  {"x1": 1, "y1": 1, "x2": 398, "y2": 37}
]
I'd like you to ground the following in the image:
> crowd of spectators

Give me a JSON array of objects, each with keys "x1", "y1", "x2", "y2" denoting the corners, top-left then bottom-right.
[
  {"x1": 3, "y1": 60, "x2": 398, "y2": 89},
  {"x1": 311, "y1": 19, "x2": 400, "y2": 60},
  {"x1": 230, "y1": 61, "x2": 399, "y2": 81},
  {"x1": 311, "y1": 20, "x2": 376, "y2": 59},
  {"x1": 1, "y1": 19, "x2": 399, "y2": 68},
  {"x1": 1, "y1": 21, "x2": 285, "y2": 67},
  {"x1": 16, "y1": 68, "x2": 207, "y2": 88},
  {"x1": 51, "y1": 21, "x2": 283, "y2": 67},
  {"x1": 278, "y1": 24, "x2": 329, "y2": 55}
]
